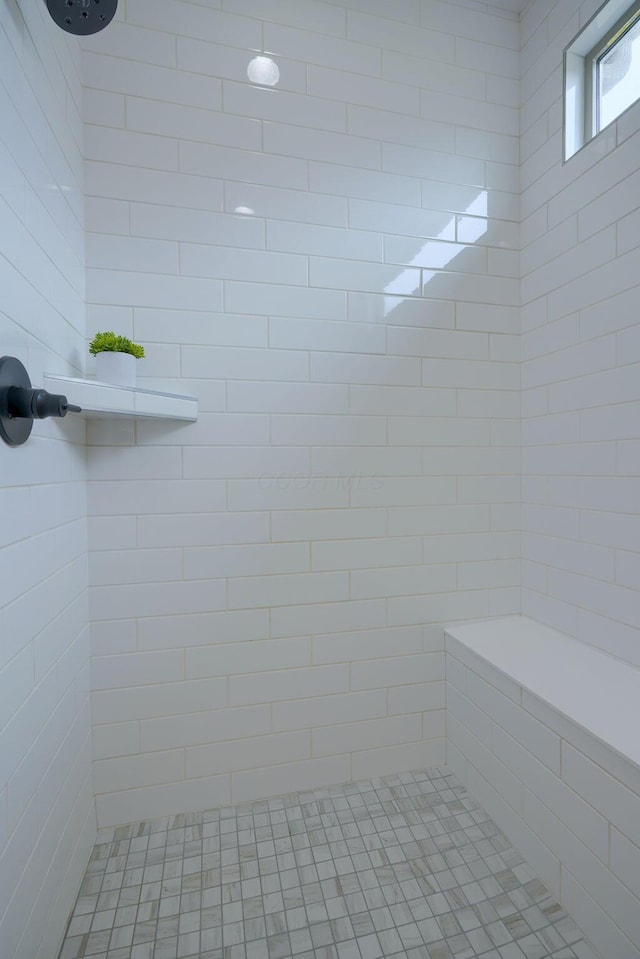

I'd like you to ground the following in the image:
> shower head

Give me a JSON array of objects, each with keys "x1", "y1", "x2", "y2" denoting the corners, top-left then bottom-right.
[{"x1": 45, "y1": 0, "x2": 118, "y2": 36}]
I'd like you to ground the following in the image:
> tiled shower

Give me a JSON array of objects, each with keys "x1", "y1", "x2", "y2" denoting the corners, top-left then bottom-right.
[{"x1": 0, "y1": 0, "x2": 639, "y2": 957}]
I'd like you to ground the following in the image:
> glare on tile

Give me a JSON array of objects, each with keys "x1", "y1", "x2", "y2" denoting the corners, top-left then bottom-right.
[{"x1": 247, "y1": 57, "x2": 280, "y2": 86}]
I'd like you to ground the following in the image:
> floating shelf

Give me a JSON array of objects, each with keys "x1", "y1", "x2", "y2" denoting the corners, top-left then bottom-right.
[{"x1": 43, "y1": 374, "x2": 198, "y2": 421}]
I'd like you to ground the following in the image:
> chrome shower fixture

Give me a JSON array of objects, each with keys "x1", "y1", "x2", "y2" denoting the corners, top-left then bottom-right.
[{"x1": 45, "y1": 0, "x2": 118, "y2": 36}]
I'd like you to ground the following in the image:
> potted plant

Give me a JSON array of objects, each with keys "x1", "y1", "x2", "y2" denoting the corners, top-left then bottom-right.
[{"x1": 89, "y1": 331, "x2": 145, "y2": 388}]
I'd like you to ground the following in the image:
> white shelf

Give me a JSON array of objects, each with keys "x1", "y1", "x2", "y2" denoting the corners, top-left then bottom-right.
[{"x1": 43, "y1": 374, "x2": 198, "y2": 421}]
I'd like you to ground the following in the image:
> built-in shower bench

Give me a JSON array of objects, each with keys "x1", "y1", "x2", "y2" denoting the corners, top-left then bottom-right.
[{"x1": 444, "y1": 615, "x2": 640, "y2": 959}]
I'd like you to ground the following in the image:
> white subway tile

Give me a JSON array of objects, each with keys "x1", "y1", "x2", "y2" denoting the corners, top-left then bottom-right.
[
  {"x1": 93, "y1": 721, "x2": 140, "y2": 761},
  {"x1": 611, "y1": 828, "x2": 640, "y2": 901},
  {"x1": 348, "y1": 292, "x2": 454, "y2": 331},
  {"x1": 388, "y1": 681, "x2": 445, "y2": 715},
  {"x1": 89, "y1": 547, "x2": 182, "y2": 586},
  {"x1": 448, "y1": 685, "x2": 492, "y2": 748},
  {"x1": 228, "y1": 382, "x2": 348, "y2": 415},
  {"x1": 88, "y1": 480, "x2": 226, "y2": 515},
  {"x1": 127, "y1": 97, "x2": 261, "y2": 151},
  {"x1": 308, "y1": 65, "x2": 419, "y2": 115},
  {"x1": 127, "y1": 0, "x2": 261, "y2": 47},
  {"x1": 272, "y1": 690, "x2": 386, "y2": 731},
  {"x1": 383, "y1": 49, "x2": 484, "y2": 98},
  {"x1": 131, "y1": 204, "x2": 264, "y2": 250},
  {"x1": 271, "y1": 508, "x2": 385, "y2": 542},
  {"x1": 231, "y1": 756, "x2": 351, "y2": 804},
  {"x1": 351, "y1": 738, "x2": 445, "y2": 780},
  {"x1": 94, "y1": 748, "x2": 183, "y2": 793},
  {"x1": 180, "y1": 141, "x2": 307, "y2": 190},
  {"x1": 458, "y1": 477, "x2": 520, "y2": 503},
  {"x1": 224, "y1": 80, "x2": 347, "y2": 133},
  {"x1": 264, "y1": 122, "x2": 381, "y2": 173},
  {"x1": 225, "y1": 281, "x2": 346, "y2": 320},
  {"x1": 83, "y1": 88, "x2": 125, "y2": 129},
  {"x1": 141, "y1": 611, "x2": 269, "y2": 657},
  {"x1": 313, "y1": 714, "x2": 421, "y2": 757},
  {"x1": 348, "y1": 197, "x2": 454, "y2": 241},
  {"x1": 187, "y1": 730, "x2": 310, "y2": 778},
  {"x1": 312, "y1": 352, "x2": 420, "y2": 384},
  {"x1": 388, "y1": 590, "x2": 490, "y2": 626},
  {"x1": 271, "y1": 599, "x2": 385, "y2": 639},
  {"x1": 86, "y1": 162, "x2": 223, "y2": 211},
  {"x1": 312, "y1": 625, "x2": 421, "y2": 664},
  {"x1": 0, "y1": 648, "x2": 34, "y2": 736},
  {"x1": 312, "y1": 536, "x2": 421, "y2": 572},
  {"x1": 183, "y1": 445, "x2": 309, "y2": 480},
  {"x1": 183, "y1": 346, "x2": 308, "y2": 382},
  {"x1": 271, "y1": 414, "x2": 386, "y2": 447},
  {"x1": 458, "y1": 559, "x2": 520, "y2": 590},
  {"x1": 224, "y1": 0, "x2": 346, "y2": 36},
  {"x1": 227, "y1": 478, "x2": 349, "y2": 512},
  {"x1": 95, "y1": 775, "x2": 231, "y2": 829},
  {"x1": 91, "y1": 580, "x2": 226, "y2": 621},
  {"x1": 186, "y1": 637, "x2": 310, "y2": 679},
  {"x1": 82, "y1": 21, "x2": 176, "y2": 67},
  {"x1": 177, "y1": 35, "x2": 303, "y2": 88},
  {"x1": 347, "y1": 12, "x2": 454, "y2": 62},
  {"x1": 351, "y1": 652, "x2": 444, "y2": 690},
  {"x1": 422, "y1": 446, "x2": 520, "y2": 476},
  {"x1": 263, "y1": 22, "x2": 381, "y2": 75},
  {"x1": 84, "y1": 125, "x2": 178, "y2": 171},
  {"x1": 448, "y1": 713, "x2": 523, "y2": 814},
  {"x1": 351, "y1": 563, "x2": 456, "y2": 600},
  {"x1": 310, "y1": 256, "x2": 420, "y2": 297},
  {"x1": 91, "y1": 650, "x2": 184, "y2": 691},
  {"x1": 87, "y1": 267, "x2": 223, "y2": 311},
  {"x1": 224, "y1": 181, "x2": 346, "y2": 227},
  {"x1": 523, "y1": 791, "x2": 640, "y2": 950},
  {"x1": 229, "y1": 664, "x2": 349, "y2": 705},
  {"x1": 349, "y1": 384, "x2": 455, "y2": 416},
  {"x1": 563, "y1": 743, "x2": 640, "y2": 849},
  {"x1": 267, "y1": 219, "x2": 381, "y2": 262},
  {"x1": 424, "y1": 531, "x2": 518, "y2": 565},
  {"x1": 137, "y1": 512, "x2": 269, "y2": 549},
  {"x1": 311, "y1": 445, "x2": 422, "y2": 477},
  {"x1": 310, "y1": 160, "x2": 421, "y2": 207},
  {"x1": 139, "y1": 705, "x2": 270, "y2": 752},
  {"x1": 227, "y1": 571, "x2": 348, "y2": 610},
  {"x1": 91, "y1": 620, "x2": 137, "y2": 657},
  {"x1": 388, "y1": 416, "x2": 489, "y2": 447},
  {"x1": 185, "y1": 543, "x2": 309, "y2": 580},
  {"x1": 181, "y1": 242, "x2": 307, "y2": 286},
  {"x1": 390, "y1": 505, "x2": 489, "y2": 536}
]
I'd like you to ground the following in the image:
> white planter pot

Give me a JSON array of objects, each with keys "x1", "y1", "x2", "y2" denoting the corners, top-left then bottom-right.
[{"x1": 95, "y1": 351, "x2": 137, "y2": 388}]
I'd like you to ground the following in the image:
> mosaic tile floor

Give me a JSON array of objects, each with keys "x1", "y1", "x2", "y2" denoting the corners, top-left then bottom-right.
[{"x1": 58, "y1": 768, "x2": 596, "y2": 959}]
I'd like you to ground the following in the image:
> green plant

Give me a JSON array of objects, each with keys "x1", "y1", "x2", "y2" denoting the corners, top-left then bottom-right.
[{"x1": 89, "y1": 331, "x2": 145, "y2": 359}]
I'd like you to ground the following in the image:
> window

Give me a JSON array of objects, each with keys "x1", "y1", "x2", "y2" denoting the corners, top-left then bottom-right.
[{"x1": 564, "y1": 0, "x2": 640, "y2": 159}]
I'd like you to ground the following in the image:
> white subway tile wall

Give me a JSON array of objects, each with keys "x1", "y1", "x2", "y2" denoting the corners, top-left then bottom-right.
[
  {"x1": 84, "y1": 0, "x2": 521, "y2": 826},
  {"x1": 520, "y1": 0, "x2": 640, "y2": 665},
  {"x1": 0, "y1": 5, "x2": 95, "y2": 959}
]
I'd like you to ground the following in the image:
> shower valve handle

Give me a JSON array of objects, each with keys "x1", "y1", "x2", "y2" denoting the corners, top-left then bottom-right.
[
  {"x1": 0, "y1": 355, "x2": 82, "y2": 447},
  {"x1": 6, "y1": 385, "x2": 81, "y2": 420}
]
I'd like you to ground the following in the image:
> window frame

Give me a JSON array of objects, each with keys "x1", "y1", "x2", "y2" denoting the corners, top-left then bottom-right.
[
  {"x1": 584, "y1": 0, "x2": 640, "y2": 141},
  {"x1": 563, "y1": 0, "x2": 640, "y2": 160}
]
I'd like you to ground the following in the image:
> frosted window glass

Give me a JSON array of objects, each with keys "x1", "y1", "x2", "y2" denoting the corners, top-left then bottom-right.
[{"x1": 598, "y1": 15, "x2": 640, "y2": 127}]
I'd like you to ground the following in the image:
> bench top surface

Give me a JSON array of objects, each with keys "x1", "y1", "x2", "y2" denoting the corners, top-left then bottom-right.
[{"x1": 445, "y1": 616, "x2": 640, "y2": 770}]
